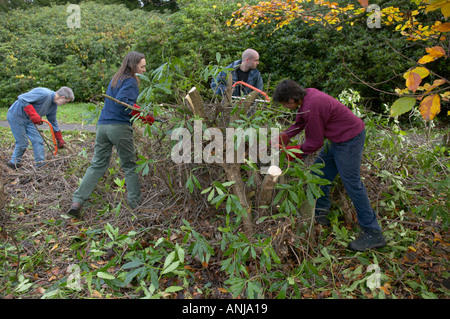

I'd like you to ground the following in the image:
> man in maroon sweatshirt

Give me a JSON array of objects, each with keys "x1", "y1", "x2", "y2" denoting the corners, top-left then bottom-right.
[{"x1": 273, "y1": 79, "x2": 386, "y2": 252}]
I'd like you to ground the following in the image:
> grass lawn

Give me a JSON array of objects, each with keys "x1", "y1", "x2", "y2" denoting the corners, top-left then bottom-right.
[{"x1": 0, "y1": 102, "x2": 99, "y2": 125}]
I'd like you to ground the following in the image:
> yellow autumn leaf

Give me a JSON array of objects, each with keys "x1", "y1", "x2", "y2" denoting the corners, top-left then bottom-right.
[
  {"x1": 404, "y1": 67, "x2": 429, "y2": 79},
  {"x1": 419, "y1": 94, "x2": 441, "y2": 121},
  {"x1": 418, "y1": 54, "x2": 435, "y2": 64},
  {"x1": 441, "y1": 2, "x2": 450, "y2": 17},
  {"x1": 395, "y1": 87, "x2": 410, "y2": 95},
  {"x1": 440, "y1": 91, "x2": 450, "y2": 101},
  {"x1": 425, "y1": 0, "x2": 448, "y2": 13}
]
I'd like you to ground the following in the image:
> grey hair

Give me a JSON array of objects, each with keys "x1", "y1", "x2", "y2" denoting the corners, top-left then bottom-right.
[{"x1": 56, "y1": 86, "x2": 74, "y2": 102}]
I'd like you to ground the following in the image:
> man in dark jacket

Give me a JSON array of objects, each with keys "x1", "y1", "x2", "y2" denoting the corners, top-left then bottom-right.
[
  {"x1": 273, "y1": 79, "x2": 386, "y2": 252},
  {"x1": 211, "y1": 48, "x2": 263, "y2": 97}
]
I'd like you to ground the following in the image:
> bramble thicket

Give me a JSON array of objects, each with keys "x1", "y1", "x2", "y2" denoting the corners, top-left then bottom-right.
[{"x1": 0, "y1": 0, "x2": 448, "y2": 300}]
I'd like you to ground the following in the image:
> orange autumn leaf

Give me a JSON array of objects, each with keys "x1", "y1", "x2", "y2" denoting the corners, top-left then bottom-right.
[
  {"x1": 433, "y1": 22, "x2": 450, "y2": 32},
  {"x1": 357, "y1": 0, "x2": 369, "y2": 8},
  {"x1": 426, "y1": 46, "x2": 446, "y2": 58},
  {"x1": 421, "y1": 79, "x2": 447, "y2": 95},
  {"x1": 419, "y1": 94, "x2": 441, "y2": 120},
  {"x1": 406, "y1": 71, "x2": 422, "y2": 92},
  {"x1": 380, "y1": 283, "x2": 392, "y2": 295},
  {"x1": 418, "y1": 47, "x2": 445, "y2": 64},
  {"x1": 403, "y1": 67, "x2": 429, "y2": 92}
]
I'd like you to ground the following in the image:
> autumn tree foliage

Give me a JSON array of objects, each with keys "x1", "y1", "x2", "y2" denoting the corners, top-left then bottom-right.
[{"x1": 228, "y1": 0, "x2": 449, "y2": 122}]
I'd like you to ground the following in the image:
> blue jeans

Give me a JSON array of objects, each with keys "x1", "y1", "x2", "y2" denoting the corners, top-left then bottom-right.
[
  {"x1": 7, "y1": 113, "x2": 45, "y2": 166},
  {"x1": 313, "y1": 129, "x2": 381, "y2": 231}
]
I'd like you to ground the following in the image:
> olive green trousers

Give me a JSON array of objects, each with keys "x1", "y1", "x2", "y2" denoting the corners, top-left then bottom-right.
[{"x1": 72, "y1": 124, "x2": 141, "y2": 207}]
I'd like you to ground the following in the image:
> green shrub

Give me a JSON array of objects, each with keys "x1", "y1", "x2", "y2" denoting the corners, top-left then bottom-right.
[
  {"x1": 135, "y1": 0, "x2": 258, "y2": 75},
  {"x1": 0, "y1": 1, "x2": 152, "y2": 106}
]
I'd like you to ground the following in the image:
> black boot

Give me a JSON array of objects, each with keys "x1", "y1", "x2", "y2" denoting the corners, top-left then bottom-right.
[
  {"x1": 348, "y1": 229, "x2": 386, "y2": 252},
  {"x1": 68, "y1": 202, "x2": 82, "y2": 219},
  {"x1": 314, "y1": 209, "x2": 331, "y2": 226},
  {"x1": 7, "y1": 161, "x2": 22, "y2": 169}
]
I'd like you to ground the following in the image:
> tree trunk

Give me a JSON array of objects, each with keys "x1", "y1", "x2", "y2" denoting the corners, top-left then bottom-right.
[
  {"x1": 183, "y1": 84, "x2": 281, "y2": 236},
  {"x1": 223, "y1": 73, "x2": 233, "y2": 104},
  {"x1": 222, "y1": 163, "x2": 253, "y2": 234}
]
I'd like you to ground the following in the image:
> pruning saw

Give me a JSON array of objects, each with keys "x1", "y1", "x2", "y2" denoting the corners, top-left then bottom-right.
[{"x1": 35, "y1": 119, "x2": 58, "y2": 156}]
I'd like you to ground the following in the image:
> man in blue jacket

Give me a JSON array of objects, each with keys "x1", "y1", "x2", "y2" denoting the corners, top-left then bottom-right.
[
  {"x1": 211, "y1": 48, "x2": 264, "y2": 97},
  {"x1": 6, "y1": 86, "x2": 74, "y2": 169}
]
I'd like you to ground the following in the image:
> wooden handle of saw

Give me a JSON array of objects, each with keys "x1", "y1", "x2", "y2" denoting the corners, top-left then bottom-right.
[
  {"x1": 102, "y1": 94, "x2": 141, "y2": 111},
  {"x1": 40, "y1": 119, "x2": 58, "y2": 156}
]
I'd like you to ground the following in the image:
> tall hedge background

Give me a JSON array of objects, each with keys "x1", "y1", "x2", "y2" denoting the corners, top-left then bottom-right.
[{"x1": 1, "y1": 0, "x2": 447, "y2": 116}]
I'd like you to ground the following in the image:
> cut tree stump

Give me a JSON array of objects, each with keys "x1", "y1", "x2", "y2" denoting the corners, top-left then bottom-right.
[
  {"x1": 185, "y1": 87, "x2": 206, "y2": 119},
  {"x1": 258, "y1": 165, "x2": 282, "y2": 217}
]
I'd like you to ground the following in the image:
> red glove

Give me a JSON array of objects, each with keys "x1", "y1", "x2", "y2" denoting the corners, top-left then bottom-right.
[
  {"x1": 54, "y1": 130, "x2": 65, "y2": 149},
  {"x1": 131, "y1": 104, "x2": 155, "y2": 125},
  {"x1": 24, "y1": 104, "x2": 42, "y2": 125},
  {"x1": 284, "y1": 145, "x2": 303, "y2": 161}
]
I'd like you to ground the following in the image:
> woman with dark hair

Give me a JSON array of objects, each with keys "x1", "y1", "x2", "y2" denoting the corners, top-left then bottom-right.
[
  {"x1": 68, "y1": 51, "x2": 154, "y2": 218},
  {"x1": 273, "y1": 79, "x2": 386, "y2": 252}
]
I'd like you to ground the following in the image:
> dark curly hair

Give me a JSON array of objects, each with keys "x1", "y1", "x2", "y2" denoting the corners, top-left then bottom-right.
[{"x1": 272, "y1": 79, "x2": 307, "y2": 103}]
